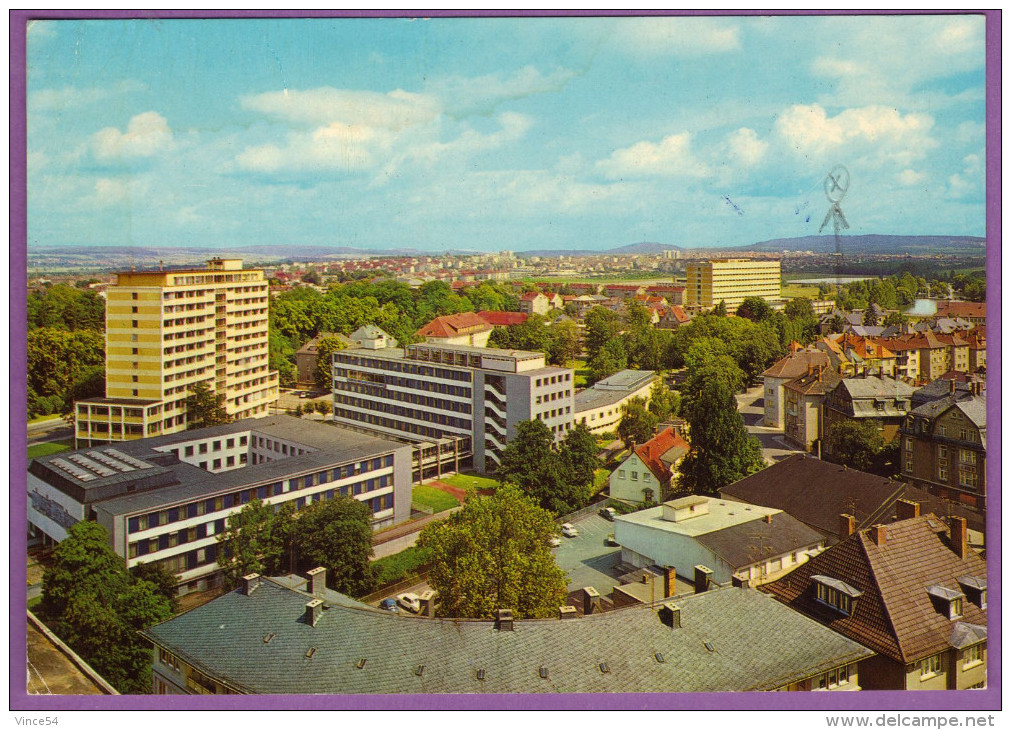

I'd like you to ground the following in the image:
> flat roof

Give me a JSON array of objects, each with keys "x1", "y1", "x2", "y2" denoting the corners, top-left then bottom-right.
[{"x1": 615, "y1": 497, "x2": 780, "y2": 538}]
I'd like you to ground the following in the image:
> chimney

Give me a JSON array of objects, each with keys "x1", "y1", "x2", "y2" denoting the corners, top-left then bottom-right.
[
  {"x1": 558, "y1": 605, "x2": 577, "y2": 620},
  {"x1": 659, "y1": 602, "x2": 682, "y2": 629},
  {"x1": 495, "y1": 608, "x2": 514, "y2": 631},
  {"x1": 764, "y1": 513, "x2": 773, "y2": 524},
  {"x1": 950, "y1": 516, "x2": 968, "y2": 559},
  {"x1": 839, "y1": 513, "x2": 855, "y2": 537},
  {"x1": 305, "y1": 598, "x2": 323, "y2": 627},
  {"x1": 242, "y1": 573, "x2": 261, "y2": 596},
  {"x1": 895, "y1": 499, "x2": 920, "y2": 521},
  {"x1": 663, "y1": 566, "x2": 677, "y2": 599},
  {"x1": 306, "y1": 566, "x2": 326, "y2": 596},
  {"x1": 870, "y1": 524, "x2": 887, "y2": 547},
  {"x1": 419, "y1": 589, "x2": 437, "y2": 617},
  {"x1": 693, "y1": 565, "x2": 713, "y2": 594},
  {"x1": 731, "y1": 574, "x2": 747, "y2": 588},
  {"x1": 950, "y1": 379, "x2": 956, "y2": 394},
  {"x1": 582, "y1": 586, "x2": 601, "y2": 615}
]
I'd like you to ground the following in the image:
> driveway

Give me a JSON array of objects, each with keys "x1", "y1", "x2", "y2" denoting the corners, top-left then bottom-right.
[
  {"x1": 736, "y1": 385, "x2": 805, "y2": 464},
  {"x1": 552, "y1": 513, "x2": 623, "y2": 596}
]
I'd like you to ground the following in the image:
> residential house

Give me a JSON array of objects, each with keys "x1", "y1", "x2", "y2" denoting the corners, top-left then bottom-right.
[
  {"x1": 762, "y1": 514, "x2": 987, "y2": 690},
  {"x1": 934, "y1": 301, "x2": 985, "y2": 327},
  {"x1": 574, "y1": 369, "x2": 655, "y2": 435},
  {"x1": 603, "y1": 283, "x2": 646, "y2": 300},
  {"x1": 882, "y1": 331, "x2": 968, "y2": 383},
  {"x1": 964, "y1": 327, "x2": 986, "y2": 373},
  {"x1": 831, "y1": 334, "x2": 898, "y2": 378},
  {"x1": 868, "y1": 336, "x2": 920, "y2": 383},
  {"x1": 142, "y1": 569, "x2": 872, "y2": 694},
  {"x1": 609, "y1": 427, "x2": 689, "y2": 504},
  {"x1": 645, "y1": 284, "x2": 685, "y2": 305},
  {"x1": 656, "y1": 305, "x2": 692, "y2": 330},
  {"x1": 783, "y1": 366, "x2": 842, "y2": 452},
  {"x1": 519, "y1": 292, "x2": 550, "y2": 316},
  {"x1": 910, "y1": 374, "x2": 986, "y2": 410},
  {"x1": 295, "y1": 333, "x2": 354, "y2": 388},
  {"x1": 476, "y1": 310, "x2": 529, "y2": 328},
  {"x1": 821, "y1": 375, "x2": 915, "y2": 457},
  {"x1": 613, "y1": 496, "x2": 826, "y2": 586},
  {"x1": 761, "y1": 348, "x2": 832, "y2": 428},
  {"x1": 719, "y1": 453, "x2": 985, "y2": 545},
  {"x1": 416, "y1": 312, "x2": 494, "y2": 347},
  {"x1": 900, "y1": 392, "x2": 986, "y2": 512}
]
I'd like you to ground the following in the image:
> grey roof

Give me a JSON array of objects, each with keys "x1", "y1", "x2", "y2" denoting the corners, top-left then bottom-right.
[
  {"x1": 956, "y1": 576, "x2": 986, "y2": 591},
  {"x1": 141, "y1": 578, "x2": 872, "y2": 694},
  {"x1": 812, "y1": 575, "x2": 863, "y2": 598},
  {"x1": 908, "y1": 394, "x2": 986, "y2": 433},
  {"x1": 694, "y1": 512, "x2": 825, "y2": 570},
  {"x1": 926, "y1": 585, "x2": 964, "y2": 601},
  {"x1": 911, "y1": 379, "x2": 983, "y2": 408},
  {"x1": 574, "y1": 370, "x2": 654, "y2": 413},
  {"x1": 33, "y1": 416, "x2": 406, "y2": 517},
  {"x1": 839, "y1": 376, "x2": 915, "y2": 400},
  {"x1": 949, "y1": 623, "x2": 986, "y2": 650}
]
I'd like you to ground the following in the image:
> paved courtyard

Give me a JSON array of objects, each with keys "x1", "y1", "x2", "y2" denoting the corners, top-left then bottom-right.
[
  {"x1": 736, "y1": 385, "x2": 805, "y2": 464},
  {"x1": 551, "y1": 513, "x2": 624, "y2": 596}
]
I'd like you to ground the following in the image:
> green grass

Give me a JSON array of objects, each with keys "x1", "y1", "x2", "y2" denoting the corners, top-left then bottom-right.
[
  {"x1": 592, "y1": 468, "x2": 610, "y2": 496},
  {"x1": 28, "y1": 595, "x2": 42, "y2": 611},
  {"x1": 440, "y1": 473, "x2": 499, "y2": 492},
  {"x1": 28, "y1": 439, "x2": 73, "y2": 459},
  {"x1": 781, "y1": 283, "x2": 822, "y2": 299},
  {"x1": 412, "y1": 484, "x2": 460, "y2": 513},
  {"x1": 372, "y1": 545, "x2": 432, "y2": 585},
  {"x1": 571, "y1": 359, "x2": 590, "y2": 388}
]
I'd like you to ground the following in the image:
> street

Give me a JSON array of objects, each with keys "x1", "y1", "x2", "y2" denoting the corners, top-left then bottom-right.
[{"x1": 736, "y1": 385, "x2": 805, "y2": 464}]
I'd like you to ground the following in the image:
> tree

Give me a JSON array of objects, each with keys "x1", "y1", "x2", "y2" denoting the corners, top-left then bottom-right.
[
  {"x1": 291, "y1": 496, "x2": 378, "y2": 597},
  {"x1": 27, "y1": 327, "x2": 105, "y2": 411},
  {"x1": 589, "y1": 337, "x2": 628, "y2": 383},
  {"x1": 314, "y1": 335, "x2": 347, "y2": 388},
  {"x1": 676, "y1": 377, "x2": 765, "y2": 495},
  {"x1": 617, "y1": 396, "x2": 659, "y2": 449},
  {"x1": 647, "y1": 380, "x2": 681, "y2": 421},
  {"x1": 216, "y1": 498, "x2": 286, "y2": 589},
  {"x1": 302, "y1": 268, "x2": 322, "y2": 285},
  {"x1": 497, "y1": 420, "x2": 588, "y2": 514},
  {"x1": 823, "y1": 419, "x2": 885, "y2": 473},
  {"x1": 713, "y1": 300, "x2": 728, "y2": 317},
  {"x1": 185, "y1": 381, "x2": 229, "y2": 429},
  {"x1": 558, "y1": 423, "x2": 599, "y2": 493},
  {"x1": 130, "y1": 562, "x2": 181, "y2": 613},
  {"x1": 883, "y1": 311, "x2": 908, "y2": 329},
  {"x1": 418, "y1": 484, "x2": 568, "y2": 619},
  {"x1": 735, "y1": 296, "x2": 775, "y2": 322},
  {"x1": 583, "y1": 307, "x2": 622, "y2": 361},
  {"x1": 39, "y1": 521, "x2": 172, "y2": 694},
  {"x1": 862, "y1": 307, "x2": 880, "y2": 327},
  {"x1": 784, "y1": 297, "x2": 816, "y2": 322},
  {"x1": 548, "y1": 320, "x2": 581, "y2": 366}
]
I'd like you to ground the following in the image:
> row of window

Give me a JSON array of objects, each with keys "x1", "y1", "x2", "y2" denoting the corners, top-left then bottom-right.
[
  {"x1": 534, "y1": 389, "x2": 572, "y2": 405},
  {"x1": 536, "y1": 406, "x2": 572, "y2": 420},
  {"x1": 335, "y1": 392, "x2": 471, "y2": 431},
  {"x1": 339, "y1": 354, "x2": 474, "y2": 383},
  {"x1": 169, "y1": 274, "x2": 263, "y2": 286},
  {"x1": 337, "y1": 379, "x2": 473, "y2": 414},
  {"x1": 335, "y1": 407, "x2": 446, "y2": 441},
  {"x1": 534, "y1": 373, "x2": 572, "y2": 388}
]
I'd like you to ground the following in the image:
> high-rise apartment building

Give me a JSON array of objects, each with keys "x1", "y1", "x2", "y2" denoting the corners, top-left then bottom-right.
[
  {"x1": 74, "y1": 258, "x2": 278, "y2": 447},
  {"x1": 685, "y1": 258, "x2": 781, "y2": 313},
  {"x1": 331, "y1": 329, "x2": 575, "y2": 473}
]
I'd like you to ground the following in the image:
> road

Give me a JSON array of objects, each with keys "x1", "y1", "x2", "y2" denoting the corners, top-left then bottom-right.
[{"x1": 736, "y1": 385, "x2": 805, "y2": 464}]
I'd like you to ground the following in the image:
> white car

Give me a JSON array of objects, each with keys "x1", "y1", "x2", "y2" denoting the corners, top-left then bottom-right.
[
  {"x1": 561, "y1": 523, "x2": 579, "y2": 538},
  {"x1": 396, "y1": 592, "x2": 421, "y2": 613},
  {"x1": 548, "y1": 536, "x2": 562, "y2": 548}
]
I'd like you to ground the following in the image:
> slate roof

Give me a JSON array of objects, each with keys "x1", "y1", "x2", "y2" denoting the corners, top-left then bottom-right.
[
  {"x1": 718, "y1": 454, "x2": 985, "y2": 538},
  {"x1": 908, "y1": 394, "x2": 986, "y2": 442},
  {"x1": 910, "y1": 377, "x2": 984, "y2": 408},
  {"x1": 694, "y1": 512, "x2": 825, "y2": 570},
  {"x1": 141, "y1": 578, "x2": 872, "y2": 694},
  {"x1": 416, "y1": 313, "x2": 493, "y2": 339},
  {"x1": 784, "y1": 368, "x2": 842, "y2": 396},
  {"x1": 760, "y1": 516, "x2": 987, "y2": 663}
]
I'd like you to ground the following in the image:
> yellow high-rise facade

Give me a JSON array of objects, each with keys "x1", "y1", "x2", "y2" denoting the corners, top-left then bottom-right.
[
  {"x1": 685, "y1": 258, "x2": 781, "y2": 313},
  {"x1": 75, "y1": 258, "x2": 278, "y2": 447}
]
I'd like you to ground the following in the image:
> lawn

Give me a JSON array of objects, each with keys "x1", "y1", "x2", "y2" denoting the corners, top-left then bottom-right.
[
  {"x1": 28, "y1": 440, "x2": 73, "y2": 459},
  {"x1": 781, "y1": 283, "x2": 822, "y2": 299},
  {"x1": 571, "y1": 359, "x2": 590, "y2": 388},
  {"x1": 592, "y1": 468, "x2": 610, "y2": 496},
  {"x1": 440, "y1": 473, "x2": 499, "y2": 492},
  {"x1": 371, "y1": 545, "x2": 432, "y2": 585},
  {"x1": 411, "y1": 484, "x2": 460, "y2": 514}
]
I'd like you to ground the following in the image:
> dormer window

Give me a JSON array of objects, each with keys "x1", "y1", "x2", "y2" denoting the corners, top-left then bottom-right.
[
  {"x1": 812, "y1": 575, "x2": 863, "y2": 616},
  {"x1": 956, "y1": 576, "x2": 987, "y2": 609},
  {"x1": 927, "y1": 585, "x2": 966, "y2": 619}
]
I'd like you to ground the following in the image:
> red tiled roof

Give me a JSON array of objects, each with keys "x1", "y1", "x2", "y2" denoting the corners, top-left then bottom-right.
[
  {"x1": 477, "y1": 310, "x2": 528, "y2": 326},
  {"x1": 646, "y1": 284, "x2": 685, "y2": 293},
  {"x1": 663, "y1": 305, "x2": 691, "y2": 324},
  {"x1": 761, "y1": 515, "x2": 986, "y2": 663},
  {"x1": 935, "y1": 301, "x2": 985, "y2": 319},
  {"x1": 633, "y1": 427, "x2": 690, "y2": 484},
  {"x1": 416, "y1": 312, "x2": 493, "y2": 338},
  {"x1": 520, "y1": 291, "x2": 546, "y2": 301},
  {"x1": 604, "y1": 284, "x2": 645, "y2": 291},
  {"x1": 762, "y1": 350, "x2": 832, "y2": 379}
]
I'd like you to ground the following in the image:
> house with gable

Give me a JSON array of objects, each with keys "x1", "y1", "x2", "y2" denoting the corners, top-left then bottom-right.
[
  {"x1": 761, "y1": 513, "x2": 987, "y2": 690},
  {"x1": 609, "y1": 427, "x2": 689, "y2": 505},
  {"x1": 416, "y1": 312, "x2": 494, "y2": 347},
  {"x1": 761, "y1": 347, "x2": 832, "y2": 428}
]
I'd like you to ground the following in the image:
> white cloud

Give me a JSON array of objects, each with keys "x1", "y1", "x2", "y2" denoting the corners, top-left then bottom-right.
[
  {"x1": 428, "y1": 66, "x2": 576, "y2": 116},
  {"x1": 237, "y1": 123, "x2": 391, "y2": 175},
  {"x1": 30, "y1": 80, "x2": 147, "y2": 112},
  {"x1": 725, "y1": 128, "x2": 768, "y2": 168},
  {"x1": 608, "y1": 17, "x2": 741, "y2": 55},
  {"x1": 83, "y1": 177, "x2": 151, "y2": 208},
  {"x1": 773, "y1": 104, "x2": 936, "y2": 166},
  {"x1": 240, "y1": 87, "x2": 440, "y2": 130},
  {"x1": 897, "y1": 169, "x2": 927, "y2": 186},
  {"x1": 597, "y1": 132, "x2": 710, "y2": 179},
  {"x1": 92, "y1": 111, "x2": 174, "y2": 161},
  {"x1": 954, "y1": 121, "x2": 985, "y2": 146}
]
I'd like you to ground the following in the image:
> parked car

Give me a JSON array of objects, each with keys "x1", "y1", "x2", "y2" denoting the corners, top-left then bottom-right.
[
  {"x1": 397, "y1": 592, "x2": 421, "y2": 613},
  {"x1": 561, "y1": 523, "x2": 579, "y2": 538},
  {"x1": 299, "y1": 391, "x2": 309, "y2": 399},
  {"x1": 379, "y1": 598, "x2": 399, "y2": 613},
  {"x1": 605, "y1": 533, "x2": 618, "y2": 547},
  {"x1": 599, "y1": 506, "x2": 617, "y2": 521},
  {"x1": 548, "y1": 536, "x2": 562, "y2": 548}
]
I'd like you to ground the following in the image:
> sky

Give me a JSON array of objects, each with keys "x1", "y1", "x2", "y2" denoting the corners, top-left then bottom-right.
[{"x1": 25, "y1": 14, "x2": 988, "y2": 253}]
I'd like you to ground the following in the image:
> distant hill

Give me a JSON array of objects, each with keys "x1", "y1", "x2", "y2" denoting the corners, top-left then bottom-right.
[
  {"x1": 744, "y1": 235, "x2": 986, "y2": 255},
  {"x1": 521, "y1": 241, "x2": 682, "y2": 257}
]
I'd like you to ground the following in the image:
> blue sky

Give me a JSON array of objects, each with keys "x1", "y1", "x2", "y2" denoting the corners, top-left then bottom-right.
[{"x1": 26, "y1": 14, "x2": 987, "y2": 252}]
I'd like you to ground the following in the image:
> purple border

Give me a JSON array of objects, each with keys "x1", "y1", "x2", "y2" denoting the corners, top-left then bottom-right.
[{"x1": 9, "y1": 9, "x2": 1000, "y2": 713}]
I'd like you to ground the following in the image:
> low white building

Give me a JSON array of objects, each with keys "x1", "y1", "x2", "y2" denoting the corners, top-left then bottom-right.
[
  {"x1": 574, "y1": 369, "x2": 655, "y2": 435},
  {"x1": 613, "y1": 496, "x2": 826, "y2": 587}
]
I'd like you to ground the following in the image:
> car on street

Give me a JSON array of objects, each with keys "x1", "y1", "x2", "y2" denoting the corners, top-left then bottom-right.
[
  {"x1": 548, "y1": 536, "x2": 562, "y2": 548},
  {"x1": 605, "y1": 533, "x2": 618, "y2": 547},
  {"x1": 599, "y1": 506, "x2": 617, "y2": 521},
  {"x1": 299, "y1": 391, "x2": 309, "y2": 398},
  {"x1": 397, "y1": 592, "x2": 421, "y2": 613},
  {"x1": 379, "y1": 598, "x2": 399, "y2": 613},
  {"x1": 561, "y1": 522, "x2": 579, "y2": 538}
]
